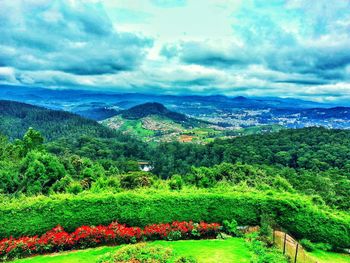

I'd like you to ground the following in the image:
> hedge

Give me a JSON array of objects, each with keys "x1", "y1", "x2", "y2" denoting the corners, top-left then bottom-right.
[{"x1": 1, "y1": 191, "x2": 349, "y2": 248}]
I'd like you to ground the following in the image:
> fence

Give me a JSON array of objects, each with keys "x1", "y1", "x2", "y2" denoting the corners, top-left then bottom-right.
[{"x1": 273, "y1": 230, "x2": 318, "y2": 263}]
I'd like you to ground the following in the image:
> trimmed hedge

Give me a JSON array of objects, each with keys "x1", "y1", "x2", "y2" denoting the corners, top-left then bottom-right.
[{"x1": 1, "y1": 191, "x2": 349, "y2": 248}]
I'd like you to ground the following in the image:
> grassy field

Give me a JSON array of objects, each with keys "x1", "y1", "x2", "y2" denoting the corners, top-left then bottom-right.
[
  {"x1": 13, "y1": 238, "x2": 251, "y2": 263},
  {"x1": 308, "y1": 249, "x2": 350, "y2": 263}
]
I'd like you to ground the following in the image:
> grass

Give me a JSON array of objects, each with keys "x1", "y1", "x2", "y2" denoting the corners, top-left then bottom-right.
[
  {"x1": 308, "y1": 249, "x2": 350, "y2": 263},
  {"x1": 155, "y1": 239, "x2": 252, "y2": 263},
  {"x1": 12, "y1": 246, "x2": 119, "y2": 263},
  {"x1": 13, "y1": 238, "x2": 251, "y2": 263}
]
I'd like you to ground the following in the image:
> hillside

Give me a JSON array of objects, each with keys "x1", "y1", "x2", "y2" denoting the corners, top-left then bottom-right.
[
  {"x1": 101, "y1": 102, "x2": 218, "y2": 142},
  {"x1": 0, "y1": 100, "x2": 116, "y2": 141},
  {"x1": 120, "y1": 102, "x2": 188, "y2": 122},
  {"x1": 74, "y1": 107, "x2": 119, "y2": 121}
]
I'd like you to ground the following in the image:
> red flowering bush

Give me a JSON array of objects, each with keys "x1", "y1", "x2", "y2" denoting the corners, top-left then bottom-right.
[{"x1": 0, "y1": 221, "x2": 221, "y2": 261}]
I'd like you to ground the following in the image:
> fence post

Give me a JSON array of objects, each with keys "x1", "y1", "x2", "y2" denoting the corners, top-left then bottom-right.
[
  {"x1": 294, "y1": 243, "x2": 299, "y2": 263},
  {"x1": 283, "y1": 233, "x2": 287, "y2": 254}
]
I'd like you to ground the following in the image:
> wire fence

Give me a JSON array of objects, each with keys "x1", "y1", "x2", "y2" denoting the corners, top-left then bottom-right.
[{"x1": 273, "y1": 230, "x2": 318, "y2": 263}]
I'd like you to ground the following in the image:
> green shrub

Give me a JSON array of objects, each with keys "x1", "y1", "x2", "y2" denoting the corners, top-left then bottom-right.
[
  {"x1": 222, "y1": 219, "x2": 239, "y2": 236},
  {"x1": 259, "y1": 214, "x2": 274, "y2": 246},
  {"x1": 120, "y1": 172, "x2": 154, "y2": 189},
  {"x1": 167, "y1": 230, "x2": 182, "y2": 241},
  {"x1": 1, "y1": 191, "x2": 349, "y2": 249},
  {"x1": 96, "y1": 243, "x2": 197, "y2": 263},
  {"x1": 315, "y1": 242, "x2": 333, "y2": 251},
  {"x1": 66, "y1": 181, "x2": 83, "y2": 194},
  {"x1": 300, "y1": 239, "x2": 315, "y2": 252},
  {"x1": 168, "y1": 175, "x2": 183, "y2": 190},
  {"x1": 247, "y1": 232, "x2": 288, "y2": 263},
  {"x1": 50, "y1": 176, "x2": 73, "y2": 193}
]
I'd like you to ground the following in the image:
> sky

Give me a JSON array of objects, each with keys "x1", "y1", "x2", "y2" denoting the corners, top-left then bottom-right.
[{"x1": 0, "y1": 0, "x2": 350, "y2": 103}]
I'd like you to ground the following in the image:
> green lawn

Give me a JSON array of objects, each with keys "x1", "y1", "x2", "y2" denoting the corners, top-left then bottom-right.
[
  {"x1": 13, "y1": 238, "x2": 251, "y2": 263},
  {"x1": 308, "y1": 249, "x2": 350, "y2": 263},
  {"x1": 154, "y1": 239, "x2": 251, "y2": 263}
]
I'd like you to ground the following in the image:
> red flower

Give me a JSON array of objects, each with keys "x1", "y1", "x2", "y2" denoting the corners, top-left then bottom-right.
[{"x1": 0, "y1": 221, "x2": 221, "y2": 261}]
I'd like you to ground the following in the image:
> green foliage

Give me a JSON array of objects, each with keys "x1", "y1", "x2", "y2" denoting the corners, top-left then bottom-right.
[
  {"x1": 168, "y1": 175, "x2": 183, "y2": 190},
  {"x1": 259, "y1": 214, "x2": 274, "y2": 246},
  {"x1": 66, "y1": 181, "x2": 83, "y2": 194},
  {"x1": 222, "y1": 219, "x2": 239, "y2": 237},
  {"x1": 299, "y1": 239, "x2": 333, "y2": 253},
  {"x1": 18, "y1": 150, "x2": 66, "y2": 195},
  {"x1": 167, "y1": 230, "x2": 182, "y2": 241},
  {"x1": 272, "y1": 176, "x2": 294, "y2": 192},
  {"x1": 300, "y1": 239, "x2": 315, "y2": 252},
  {"x1": 184, "y1": 163, "x2": 272, "y2": 188},
  {"x1": 50, "y1": 176, "x2": 74, "y2": 193},
  {"x1": 174, "y1": 256, "x2": 197, "y2": 263},
  {"x1": 90, "y1": 177, "x2": 121, "y2": 193},
  {"x1": 119, "y1": 172, "x2": 155, "y2": 189},
  {"x1": 97, "y1": 243, "x2": 198, "y2": 263},
  {"x1": 97, "y1": 243, "x2": 173, "y2": 263},
  {"x1": 0, "y1": 100, "x2": 117, "y2": 141},
  {"x1": 150, "y1": 128, "x2": 350, "y2": 210},
  {"x1": 314, "y1": 242, "x2": 333, "y2": 251},
  {"x1": 247, "y1": 232, "x2": 288, "y2": 263},
  {"x1": 1, "y1": 191, "x2": 350, "y2": 249},
  {"x1": 22, "y1": 128, "x2": 44, "y2": 154}
]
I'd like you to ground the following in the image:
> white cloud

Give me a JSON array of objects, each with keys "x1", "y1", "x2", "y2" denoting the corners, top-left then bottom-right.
[{"x1": 0, "y1": 0, "x2": 349, "y2": 102}]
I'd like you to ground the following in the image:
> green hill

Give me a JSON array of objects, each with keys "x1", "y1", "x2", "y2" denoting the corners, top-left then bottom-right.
[
  {"x1": 0, "y1": 100, "x2": 116, "y2": 141},
  {"x1": 101, "y1": 102, "x2": 216, "y2": 142}
]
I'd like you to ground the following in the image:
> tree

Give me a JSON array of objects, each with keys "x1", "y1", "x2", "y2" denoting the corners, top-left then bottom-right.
[
  {"x1": 120, "y1": 171, "x2": 154, "y2": 189},
  {"x1": 19, "y1": 150, "x2": 66, "y2": 194},
  {"x1": 22, "y1": 128, "x2": 44, "y2": 154}
]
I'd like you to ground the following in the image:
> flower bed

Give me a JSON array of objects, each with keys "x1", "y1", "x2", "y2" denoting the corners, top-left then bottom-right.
[{"x1": 0, "y1": 221, "x2": 220, "y2": 261}]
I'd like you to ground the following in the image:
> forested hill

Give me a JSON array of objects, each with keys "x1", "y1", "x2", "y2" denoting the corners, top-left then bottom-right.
[
  {"x1": 120, "y1": 102, "x2": 188, "y2": 121},
  {"x1": 118, "y1": 102, "x2": 208, "y2": 127},
  {"x1": 0, "y1": 100, "x2": 116, "y2": 141},
  {"x1": 152, "y1": 127, "x2": 350, "y2": 175}
]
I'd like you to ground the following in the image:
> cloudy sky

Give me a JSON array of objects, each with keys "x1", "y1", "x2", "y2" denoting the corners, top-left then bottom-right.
[{"x1": 0, "y1": 0, "x2": 350, "y2": 102}]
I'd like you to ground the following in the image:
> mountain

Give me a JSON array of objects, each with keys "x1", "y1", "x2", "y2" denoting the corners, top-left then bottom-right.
[
  {"x1": 101, "y1": 102, "x2": 216, "y2": 142},
  {"x1": 120, "y1": 102, "x2": 188, "y2": 122},
  {"x1": 0, "y1": 100, "x2": 116, "y2": 141}
]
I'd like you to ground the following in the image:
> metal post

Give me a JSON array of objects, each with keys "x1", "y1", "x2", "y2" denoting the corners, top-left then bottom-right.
[
  {"x1": 283, "y1": 233, "x2": 287, "y2": 254},
  {"x1": 294, "y1": 243, "x2": 299, "y2": 263}
]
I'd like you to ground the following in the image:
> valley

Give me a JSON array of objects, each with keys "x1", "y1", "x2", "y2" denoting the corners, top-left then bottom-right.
[
  {"x1": 1, "y1": 95, "x2": 350, "y2": 263},
  {"x1": 1, "y1": 1, "x2": 349, "y2": 262},
  {"x1": 3, "y1": 85, "x2": 350, "y2": 144}
]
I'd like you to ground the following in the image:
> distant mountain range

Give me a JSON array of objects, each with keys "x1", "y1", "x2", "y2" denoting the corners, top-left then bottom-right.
[
  {"x1": 1, "y1": 85, "x2": 350, "y2": 130},
  {"x1": 0, "y1": 84, "x2": 338, "y2": 111}
]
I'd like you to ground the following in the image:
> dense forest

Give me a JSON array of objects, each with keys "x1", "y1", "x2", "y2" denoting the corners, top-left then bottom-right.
[
  {"x1": 1, "y1": 102, "x2": 350, "y2": 211},
  {"x1": 0, "y1": 100, "x2": 116, "y2": 140}
]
